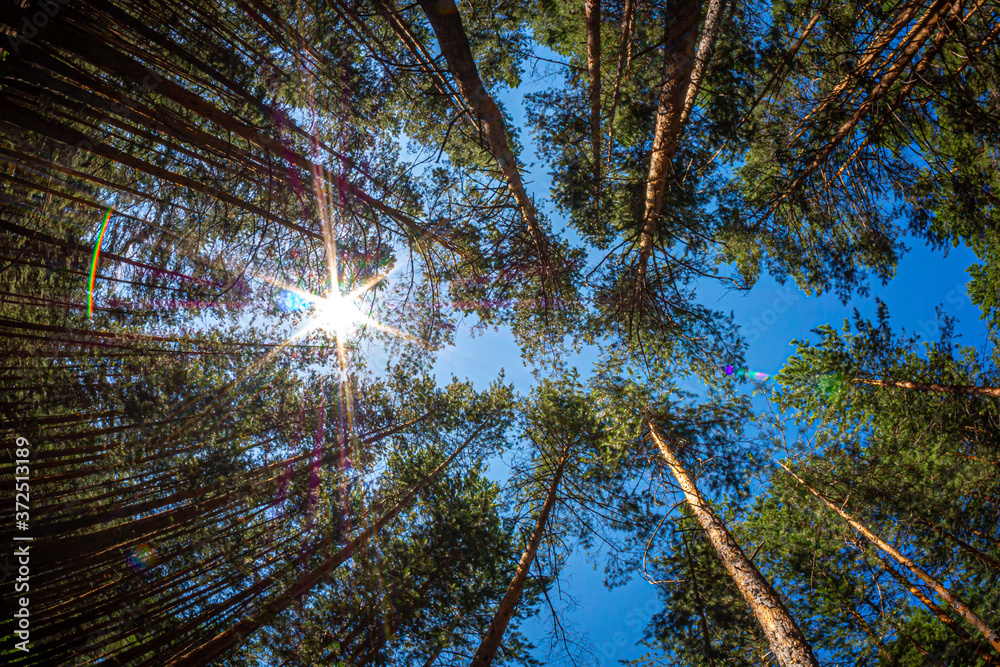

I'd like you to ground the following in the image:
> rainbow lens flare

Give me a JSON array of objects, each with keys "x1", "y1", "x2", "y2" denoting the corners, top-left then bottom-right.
[
  {"x1": 127, "y1": 543, "x2": 159, "y2": 570},
  {"x1": 87, "y1": 207, "x2": 114, "y2": 318},
  {"x1": 724, "y1": 366, "x2": 770, "y2": 382},
  {"x1": 818, "y1": 372, "x2": 846, "y2": 400}
]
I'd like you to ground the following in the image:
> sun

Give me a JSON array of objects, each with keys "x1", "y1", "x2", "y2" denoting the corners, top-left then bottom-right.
[{"x1": 310, "y1": 293, "x2": 364, "y2": 337}]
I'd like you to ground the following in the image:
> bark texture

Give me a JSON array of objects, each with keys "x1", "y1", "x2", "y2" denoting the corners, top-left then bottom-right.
[
  {"x1": 678, "y1": 0, "x2": 726, "y2": 128},
  {"x1": 790, "y1": 0, "x2": 931, "y2": 138},
  {"x1": 649, "y1": 421, "x2": 820, "y2": 667},
  {"x1": 777, "y1": 0, "x2": 964, "y2": 204},
  {"x1": 853, "y1": 376, "x2": 1000, "y2": 397},
  {"x1": 469, "y1": 445, "x2": 570, "y2": 667},
  {"x1": 876, "y1": 554, "x2": 999, "y2": 666},
  {"x1": 636, "y1": 0, "x2": 703, "y2": 285}
]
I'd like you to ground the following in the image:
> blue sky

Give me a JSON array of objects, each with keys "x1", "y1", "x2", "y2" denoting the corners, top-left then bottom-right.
[
  {"x1": 428, "y1": 241, "x2": 986, "y2": 666},
  {"x1": 411, "y1": 39, "x2": 993, "y2": 665}
]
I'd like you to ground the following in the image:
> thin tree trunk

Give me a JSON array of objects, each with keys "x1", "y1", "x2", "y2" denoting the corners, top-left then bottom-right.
[
  {"x1": 847, "y1": 607, "x2": 897, "y2": 665},
  {"x1": 470, "y1": 444, "x2": 571, "y2": 667},
  {"x1": 678, "y1": 0, "x2": 726, "y2": 128},
  {"x1": 790, "y1": 0, "x2": 933, "y2": 139},
  {"x1": 913, "y1": 517, "x2": 1000, "y2": 572},
  {"x1": 860, "y1": 593, "x2": 946, "y2": 667},
  {"x1": 605, "y1": 0, "x2": 635, "y2": 167},
  {"x1": 649, "y1": 421, "x2": 820, "y2": 667},
  {"x1": 417, "y1": 0, "x2": 549, "y2": 263},
  {"x1": 780, "y1": 461, "x2": 1000, "y2": 655},
  {"x1": 683, "y1": 532, "x2": 717, "y2": 667},
  {"x1": 702, "y1": 0, "x2": 832, "y2": 168},
  {"x1": 853, "y1": 377, "x2": 1000, "y2": 397},
  {"x1": 424, "y1": 614, "x2": 464, "y2": 667},
  {"x1": 875, "y1": 553, "x2": 999, "y2": 666},
  {"x1": 809, "y1": 561, "x2": 908, "y2": 666},
  {"x1": 164, "y1": 422, "x2": 488, "y2": 666},
  {"x1": 775, "y1": 0, "x2": 962, "y2": 205},
  {"x1": 369, "y1": 0, "x2": 471, "y2": 120},
  {"x1": 351, "y1": 553, "x2": 459, "y2": 663},
  {"x1": 1, "y1": 4, "x2": 453, "y2": 253},
  {"x1": 585, "y1": 0, "x2": 601, "y2": 185}
]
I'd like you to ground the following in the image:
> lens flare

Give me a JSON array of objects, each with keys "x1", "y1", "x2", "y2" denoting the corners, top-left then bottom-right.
[
  {"x1": 87, "y1": 206, "x2": 114, "y2": 318},
  {"x1": 310, "y1": 294, "x2": 364, "y2": 336},
  {"x1": 723, "y1": 366, "x2": 770, "y2": 382},
  {"x1": 276, "y1": 289, "x2": 312, "y2": 312},
  {"x1": 127, "y1": 543, "x2": 159, "y2": 570}
]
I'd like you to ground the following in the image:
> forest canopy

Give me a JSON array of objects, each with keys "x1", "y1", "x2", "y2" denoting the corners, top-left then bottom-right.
[{"x1": 1, "y1": 0, "x2": 999, "y2": 665}]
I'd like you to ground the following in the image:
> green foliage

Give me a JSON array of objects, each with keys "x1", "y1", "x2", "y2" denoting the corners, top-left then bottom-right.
[
  {"x1": 4, "y1": 0, "x2": 1000, "y2": 665},
  {"x1": 633, "y1": 511, "x2": 767, "y2": 667}
]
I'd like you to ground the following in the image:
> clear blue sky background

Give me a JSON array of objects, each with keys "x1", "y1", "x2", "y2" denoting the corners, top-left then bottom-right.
[{"x1": 418, "y1": 45, "x2": 990, "y2": 667}]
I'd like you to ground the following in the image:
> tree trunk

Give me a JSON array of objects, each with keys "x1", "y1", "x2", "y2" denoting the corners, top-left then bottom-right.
[
  {"x1": 853, "y1": 376, "x2": 1000, "y2": 397},
  {"x1": 846, "y1": 607, "x2": 897, "y2": 665},
  {"x1": 370, "y1": 0, "x2": 469, "y2": 119},
  {"x1": 636, "y1": 0, "x2": 703, "y2": 286},
  {"x1": 605, "y1": 0, "x2": 635, "y2": 167},
  {"x1": 913, "y1": 516, "x2": 1000, "y2": 572},
  {"x1": 585, "y1": 0, "x2": 601, "y2": 184},
  {"x1": 775, "y1": 0, "x2": 962, "y2": 205},
  {"x1": 683, "y1": 532, "x2": 717, "y2": 667},
  {"x1": 790, "y1": 0, "x2": 932, "y2": 139},
  {"x1": 678, "y1": 0, "x2": 726, "y2": 128},
  {"x1": 780, "y1": 462, "x2": 1000, "y2": 655},
  {"x1": 470, "y1": 444, "x2": 571, "y2": 667},
  {"x1": 164, "y1": 422, "x2": 487, "y2": 666},
  {"x1": 417, "y1": 0, "x2": 549, "y2": 262},
  {"x1": 423, "y1": 614, "x2": 463, "y2": 667},
  {"x1": 861, "y1": 592, "x2": 946, "y2": 667},
  {"x1": 649, "y1": 421, "x2": 820, "y2": 667},
  {"x1": 875, "y1": 554, "x2": 1000, "y2": 666},
  {"x1": 0, "y1": 3, "x2": 452, "y2": 252}
]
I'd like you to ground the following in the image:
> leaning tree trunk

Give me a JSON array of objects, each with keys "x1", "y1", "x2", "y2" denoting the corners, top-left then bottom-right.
[
  {"x1": 417, "y1": 0, "x2": 549, "y2": 263},
  {"x1": 780, "y1": 461, "x2": 1000, "y2": 655},
  {"x1": 874, "y1": 553, "x2": 1000, "y2": 666},
  {"x1": 470, "y1": 445, "x2": 571, "y2": 667},
  {"x1": 861, "y1": 593, "x2": 947, "y2": 667},
  {"x1": 776, "y1": 0, "x2": 964, "y2": 205},
  {"x1": 912, "y1": 516, "x2": 1000, "y2": 572},
  {"x1": 682, "y1": 532, "x2": 718, "y2": 667},
  {"x1": 635, "y1": 0, "x2": 702, "y2": 286},
  {"x1": 164, "y1": 422, "x2": 487, "y2": 666},
  {"x1": 853, "y1": 377, "x2": 1000, "y2": 398},
  {"x1": 648, "y1": 420, "x2": 820, "y2": 667},
  {"x1": 790, "y1": 0, "x2": 931, "y2": 139},
  {"x1": 605, "y1": 0, "x2": 635, "y2": 167},
  {"x1": 677, "y1": 0, "x2": 726, "y2": 128},
  {"x1": 423, "y1": 614, "x2": 464, "y2": 667}
]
